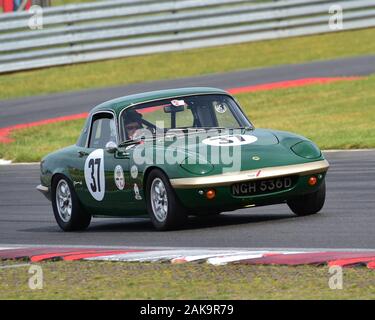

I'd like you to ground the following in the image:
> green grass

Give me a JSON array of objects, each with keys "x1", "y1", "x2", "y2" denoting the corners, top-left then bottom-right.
[
  {"x1": 0, "y1": 261, "x2": 374, "y2": 299},
  {"x1": 0, "y1": 119, "x2": 85, "y2": 162},
  {"x1": 237, "y1": 75, "x2": 375, "y2": 150},
  {"x1": 51, "y1": 0, "x2": 98, "y2": 6},
  {"x1": 1, "y1": 75, "x2": 374, "y2": 162},
  {"x1": 1, "y1": 28, "x2": 375, "y2": 100}
]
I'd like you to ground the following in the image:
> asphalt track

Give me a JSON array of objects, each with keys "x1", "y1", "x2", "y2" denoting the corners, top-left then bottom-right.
[
  {"x1": 1, "y1": 55, "x2": 375, "y2": 128},
  {"x1": 0, "y1": 150, "x2": 374, "y2": 249},
  {"x1": 0, "y1": 55, "x2": 374, "y2": 249}
]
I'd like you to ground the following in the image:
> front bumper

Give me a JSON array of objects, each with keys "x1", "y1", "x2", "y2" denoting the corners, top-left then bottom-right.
[
  {"x1": 171, "y1": 160, "x2": 329, "y2": 211},
  {"x1": 170, "y1": 159, "x2": 329, "y2": 188},
  {"x1": 36, "y1": 184, "x2": 51, "y2": 201}
]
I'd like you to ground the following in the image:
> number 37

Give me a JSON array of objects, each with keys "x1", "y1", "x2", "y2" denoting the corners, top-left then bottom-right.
[{"x1": 88, "y1": 158, "x2": 101, "y2": 192}]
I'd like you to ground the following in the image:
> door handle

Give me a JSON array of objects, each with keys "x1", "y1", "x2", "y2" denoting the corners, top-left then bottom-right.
[{"x1": 78, "y1": 151, "x2": 89, "y2": 157}]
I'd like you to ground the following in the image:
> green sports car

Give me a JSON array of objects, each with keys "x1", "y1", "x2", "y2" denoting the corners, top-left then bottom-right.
[{"x1": 37, "y1": 87, "x2": 329, "y2": 231}]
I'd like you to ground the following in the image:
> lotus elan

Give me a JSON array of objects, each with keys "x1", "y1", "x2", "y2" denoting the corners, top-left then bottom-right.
[{"x1": 37, "y1": 87, "x2": 329, "y2": 231}]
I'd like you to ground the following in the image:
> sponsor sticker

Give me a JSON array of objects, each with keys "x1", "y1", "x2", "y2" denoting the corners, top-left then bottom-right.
[
  {"x1": 114, "y1": 165, "x2": 125, "y2": 190},
  {"x1": 171, "y1": 99, "x2": 186, "y2": 107},
  {"x1": 130, "y1": 165, "x2": 138, "y2": 179},
  {"x1": 134, "y1": 183, "x2": 142, "y2": 200},
  {"x1": 214, "y1": 102, "x2": 227, "y2": 114}
]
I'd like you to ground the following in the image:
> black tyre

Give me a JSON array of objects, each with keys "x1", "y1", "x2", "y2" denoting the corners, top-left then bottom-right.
[
  {"x1": 52, "y1": 176, "x2": 91, "y2": 231},
  {"x1": 287, "y1": 180, "x2": 326, "y2": 216},
  {"x1": 146, "y1": 169, "x2": 187, "y2": 231}
]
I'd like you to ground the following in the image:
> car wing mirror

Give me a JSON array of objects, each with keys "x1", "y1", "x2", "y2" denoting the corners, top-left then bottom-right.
[{"x1": 105, "y1": 141, "x2": 118, "y2": 153}]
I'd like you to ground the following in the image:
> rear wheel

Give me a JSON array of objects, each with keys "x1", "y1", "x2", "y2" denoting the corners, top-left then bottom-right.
[
  {"x1": 52, "y1": 176, "x2": 91, "y2": 231},
  {"x1": 146, "y1": 169, "x2": 187, "y2": 231},
  {"x1": 287, "y1": 180, "x2": 326, "y2": 216}
]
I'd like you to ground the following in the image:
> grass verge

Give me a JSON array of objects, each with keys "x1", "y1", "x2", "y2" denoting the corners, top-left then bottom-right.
[
  {"x1": 0, "y1": 119, "x2": 85, "y2": 162},
  {"x1": 52, "y1": 0, "x2": 97, "y2": 5},
  {"x1": 237, "y1": 74, "x2": 375, "y2": 150},
  {"x1": 0, "y1": 261, "x2": 374, "y2": 299},
  {"x1": 1, "y1": 28, "x2": 375, "y2": 100},
  {"x1": 1, "y1": 75, "x2": 374, "y2": 162}
]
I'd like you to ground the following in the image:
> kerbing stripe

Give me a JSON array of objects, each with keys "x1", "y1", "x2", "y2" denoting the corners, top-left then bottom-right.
[
  {"x1": 207, "y1": 253, "x2": 268, "y2": 266},
  {"x1": 86, "y1": 250, "x2": 246, "y2": 262},
  {"x1": 171, "y1": 251, "x2": 249, "y2": 264}
]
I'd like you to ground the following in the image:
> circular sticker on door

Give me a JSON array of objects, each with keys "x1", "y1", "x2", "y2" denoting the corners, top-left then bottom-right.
[
  {"x1": 130, "y1": 165, "x2": 138, "y2": 179},
  {"x1": 114, "y1": 165, "x2": 125, "y2": 190},
  {"x1": 84, "y1": 149, "x2": 105, "y2": 201},
  {"x1": 202, "y1": 135, "x2": 258, "y2": 147}
]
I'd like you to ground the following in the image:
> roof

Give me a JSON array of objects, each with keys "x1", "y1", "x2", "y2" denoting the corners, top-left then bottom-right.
[{"x1": 91, "y1": 87, "x2": 228, "y2": 115}]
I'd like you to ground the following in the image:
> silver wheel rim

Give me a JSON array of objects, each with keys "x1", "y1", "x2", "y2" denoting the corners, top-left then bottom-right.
[
  {"x1": 56, "y1": 180, "x2": 72, "y2": 223},
  {"x1": 150, "y1": 178, "x2": 168, "y2": 222}
]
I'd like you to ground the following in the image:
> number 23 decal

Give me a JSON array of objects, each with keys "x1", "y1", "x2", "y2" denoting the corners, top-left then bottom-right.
[{"x1": 84, "y1": 149, "x2": 105, "y2": 201}]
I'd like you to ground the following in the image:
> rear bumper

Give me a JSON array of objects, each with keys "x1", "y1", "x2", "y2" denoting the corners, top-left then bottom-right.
[{"x1": 36, "y1": 184, "x2": 51, "y2": 201}]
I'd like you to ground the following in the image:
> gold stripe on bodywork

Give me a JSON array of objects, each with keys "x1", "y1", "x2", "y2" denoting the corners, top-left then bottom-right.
[{"x1": 170, "y1": 159, "x2": 329, "y2": 189}]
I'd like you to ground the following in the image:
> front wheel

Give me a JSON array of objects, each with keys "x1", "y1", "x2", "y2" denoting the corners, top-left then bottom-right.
[
  {"x1": 287, "y1": 180, "x2": 326, "y2": 216},
  {"x1": 52, "y1": 176, "x2": 91, "y2": 231},
  {"x1": 146, "y1": 169, "x2": 187, "y2": 231}
]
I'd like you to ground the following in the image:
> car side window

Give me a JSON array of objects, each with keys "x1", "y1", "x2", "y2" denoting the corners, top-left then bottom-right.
[{"x1": 88, "y1": 113, "x2": 117, "y2": 149}]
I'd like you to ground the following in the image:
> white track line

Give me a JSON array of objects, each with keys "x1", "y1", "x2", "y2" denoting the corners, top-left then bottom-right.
[
  {"x1": 208, "y1": 253, "x2": 267, "y2": 266},
  {"x1": 0, "y1": 159, "x2": 12, "y2": 165},
  {"x1": 0, "y1": 247, "x2": 22, "y2": 251}
]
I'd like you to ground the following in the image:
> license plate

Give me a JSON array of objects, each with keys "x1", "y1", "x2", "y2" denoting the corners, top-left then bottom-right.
[{"x1": 231, "y1": 176, "x2": 294, "y2": 196}]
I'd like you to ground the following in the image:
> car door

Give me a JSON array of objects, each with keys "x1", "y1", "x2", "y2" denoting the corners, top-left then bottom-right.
[{"x1": 72, "y1": 111, "x2": 136, "y2": 216}]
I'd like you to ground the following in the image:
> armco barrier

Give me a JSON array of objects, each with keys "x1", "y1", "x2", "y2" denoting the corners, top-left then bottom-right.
[{"x1": 0, "y1": 0, "x2": 374, "y2": 73}]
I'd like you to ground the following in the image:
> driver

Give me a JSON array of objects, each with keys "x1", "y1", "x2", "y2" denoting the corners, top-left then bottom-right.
[{"x1": 124, "y1": 111, "x2": 143, "y2": 140}]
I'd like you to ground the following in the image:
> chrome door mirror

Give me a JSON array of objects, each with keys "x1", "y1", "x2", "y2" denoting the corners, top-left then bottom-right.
[{"x1": 105, "y1": 141, "x2": 118, "y2": 153}]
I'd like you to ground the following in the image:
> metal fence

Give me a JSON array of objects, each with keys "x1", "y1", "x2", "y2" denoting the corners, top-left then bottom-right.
[{"x1": 0, "y1": 0, "x2": 374, "y2": 73}]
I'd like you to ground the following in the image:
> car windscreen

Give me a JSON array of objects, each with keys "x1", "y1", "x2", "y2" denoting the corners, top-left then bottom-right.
[{"x1": 120, "y1": 94, "x2": 252, "y2": 139}]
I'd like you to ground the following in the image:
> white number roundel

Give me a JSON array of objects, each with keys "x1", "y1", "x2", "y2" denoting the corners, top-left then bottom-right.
[
  {"x1": 84, "y1": 149, "x2": 105, "y2": 201},
  {"x1": 202, "y1": 134, "x2": 258, "y2": 146}
]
